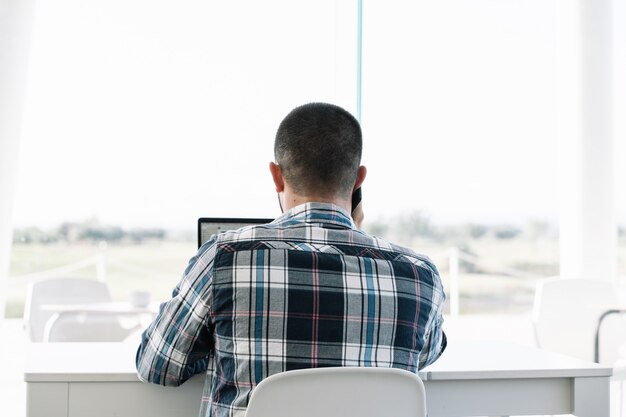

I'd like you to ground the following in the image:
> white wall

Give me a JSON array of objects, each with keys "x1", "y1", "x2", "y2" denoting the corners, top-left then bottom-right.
[{"x1": 0, "y1": 0, "x2": 36, "y2": 327}]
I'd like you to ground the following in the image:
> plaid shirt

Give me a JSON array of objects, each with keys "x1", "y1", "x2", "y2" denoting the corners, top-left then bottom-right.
[{"x1": 136, "y1": 203, "x2": 447, "y2": 417}]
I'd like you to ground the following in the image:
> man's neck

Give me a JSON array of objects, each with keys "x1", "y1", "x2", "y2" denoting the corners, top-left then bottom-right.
[{"x1": 280, "y1": 191, "x2": 351, "y2": 215}]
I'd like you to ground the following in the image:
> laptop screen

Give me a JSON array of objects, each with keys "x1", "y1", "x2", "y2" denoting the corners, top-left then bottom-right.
[{"x1": 197, "y1": 217, "x2": 273, "y2": 248}]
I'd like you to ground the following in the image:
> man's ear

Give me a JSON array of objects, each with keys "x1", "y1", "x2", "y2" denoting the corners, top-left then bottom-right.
[
  {"x1": 353, "y1": 165, "x2": 367, "y2": 191},
  {"x1": 269, "y1": 162, "x2": 285, "y2": 192}
]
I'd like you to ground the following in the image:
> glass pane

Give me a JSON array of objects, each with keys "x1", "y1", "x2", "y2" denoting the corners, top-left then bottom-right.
[
  {"x1": 361, "y1": 0, "x2": 558, "y2": 313},
  {"x1": 8, "y1": 0, "x2": 357, "y2": 321}
]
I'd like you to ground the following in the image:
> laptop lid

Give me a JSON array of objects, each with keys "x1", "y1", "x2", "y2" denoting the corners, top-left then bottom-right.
[{"x1": 197, "y1": 217, "x2": 273, "y2": 248}]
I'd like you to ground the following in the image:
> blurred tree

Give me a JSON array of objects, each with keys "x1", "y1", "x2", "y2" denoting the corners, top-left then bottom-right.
[
  {"x1": 394, "y1": 211, "x2": 437, "y2": 243},
  {"x1": 493, "y1": 225, "x2": 522, "y2": 240},
  {"x1": 464, "y1": 223, "x2": 488, "y2": 239}
]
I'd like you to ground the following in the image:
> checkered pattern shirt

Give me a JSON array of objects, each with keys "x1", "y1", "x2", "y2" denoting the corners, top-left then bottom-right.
[{"x1": 136, "y1": 202, "x2": 447, "y2": 417}]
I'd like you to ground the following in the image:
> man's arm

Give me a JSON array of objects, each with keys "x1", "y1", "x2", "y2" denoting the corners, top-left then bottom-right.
[
  {"x1": 418, "y1": 311, "x2": 447, "y2": 369},
  {"x1": 135, "y1": 238, "x2": 218, "y2": 386},
  {"x1": 417, "y1": 264, "x2": 447, "y2": 369}
]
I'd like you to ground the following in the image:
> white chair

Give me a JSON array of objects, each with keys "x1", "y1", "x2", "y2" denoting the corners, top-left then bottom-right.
[
  {"x1": 532, "y1": 277, "x2": 626, "y2": 417},
  {"x1": 24, "y1": 277, "x2": 134, "y2": 342},
  {"x1": 531, "y1": 277, "x2": 626, "y2": 364},
  {"x1": 245, "y1": 367, "x2": 427, "y2": 417}
]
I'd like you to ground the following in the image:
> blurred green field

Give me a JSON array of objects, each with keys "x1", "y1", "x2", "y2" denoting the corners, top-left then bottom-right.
[
  {"x1": 6, "y1": 240, "x2": 196, "y2": 318},
  {"x1": 414, "y1": 236, "x2": 558, "y2": 314},
  {"x1": 8, "y1": 235, "x2": 625, "y2": 318}
]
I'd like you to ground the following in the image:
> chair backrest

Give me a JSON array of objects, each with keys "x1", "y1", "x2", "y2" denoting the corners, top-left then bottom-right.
[
  {"x1": 44, "y1": 312, "x2": 132, "y2": 342},
  {"x1": 245, "y1": 367, "x2": 427, "y2": 417},
  {"x1": 24, "y1": 277, "x2": 126, "y2": 342},
  {"x1": 532, "y1": 277, "x2": 626, "y2": 364}
]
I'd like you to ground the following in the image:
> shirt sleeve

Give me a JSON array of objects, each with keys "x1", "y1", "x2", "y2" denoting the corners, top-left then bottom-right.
[
  {"x1": 418, "y1": 311, "x2": 447, "y2": 369},
  {"x1": 135, "y1": 236, "x2": 218, "y2": 386},
  {"x1": 417, "y1": 262, "x2": 447, "y2": 369}
]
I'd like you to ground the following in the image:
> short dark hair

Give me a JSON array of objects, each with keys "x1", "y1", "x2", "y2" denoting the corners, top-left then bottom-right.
[{"x1": 274, "y1": 103, "x2": 362, "y2": 198}]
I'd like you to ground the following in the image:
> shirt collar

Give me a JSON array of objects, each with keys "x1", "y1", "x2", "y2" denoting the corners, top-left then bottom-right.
[{"x1": 276, "y1": 202, "x2": 355, "y2": 229}]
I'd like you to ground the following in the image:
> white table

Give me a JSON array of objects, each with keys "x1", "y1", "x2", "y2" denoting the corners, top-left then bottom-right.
[
  {"x1": 24, "y1": 341, "x2": 612, "y2": 417},
  {"x1": 422, "y1": 341, "x2": 611, "y2": 416}
]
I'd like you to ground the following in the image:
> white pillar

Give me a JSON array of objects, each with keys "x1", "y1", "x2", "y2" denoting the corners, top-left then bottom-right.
[
  {"x1": 556, "y1": 0, "x2": 617, "y2": 281},
  {"x1": 0, "y1": 0, "x2": 36, "y2": 325}
]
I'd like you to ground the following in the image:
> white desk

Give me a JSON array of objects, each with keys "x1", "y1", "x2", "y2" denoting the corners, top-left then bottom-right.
[{"x1": 24, "y1": 341, "x2": 612, "y2": 417}]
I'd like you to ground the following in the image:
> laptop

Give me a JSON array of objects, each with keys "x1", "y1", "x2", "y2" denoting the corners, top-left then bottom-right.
[{"x1": 197, "y1": 217, "x2": 273, "y2": 248}]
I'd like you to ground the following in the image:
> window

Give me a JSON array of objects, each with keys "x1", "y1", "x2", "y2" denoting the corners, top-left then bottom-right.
[
  {"x1": 360, "y1": 1, "x2": 559, "y2": 313},
  {"x1": 11, "y1": 0, "x2": 602, "y2": 318},
  {"x1": 8, "y1": 0, "x2": 356, "y2": 317}
]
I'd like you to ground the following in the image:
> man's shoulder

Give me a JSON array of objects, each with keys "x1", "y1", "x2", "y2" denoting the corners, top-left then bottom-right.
[
  {"x1": 218, "y1": 223, "x2": 277, "y2": 241},
  {"x1": 368, "y1": 234, "x2": 438, "y2": 270},
  {"x1": 204, "y1": 221, "x2": 439, "y2": 273}
]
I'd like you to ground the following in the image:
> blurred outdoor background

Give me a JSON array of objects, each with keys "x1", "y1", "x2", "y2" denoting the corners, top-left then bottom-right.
[{"x1": 6, "y1": 0, "x2": 626, "y2": 318}]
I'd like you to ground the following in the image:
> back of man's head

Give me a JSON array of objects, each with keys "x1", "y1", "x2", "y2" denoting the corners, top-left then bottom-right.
[{"x1": 274, "y1": 103, "x2": 362, "y2": 199}]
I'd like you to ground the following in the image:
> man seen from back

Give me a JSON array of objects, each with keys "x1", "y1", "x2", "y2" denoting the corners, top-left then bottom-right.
[{"x1": 136, "y1": 102, "x2": 447, "y2": 417}]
